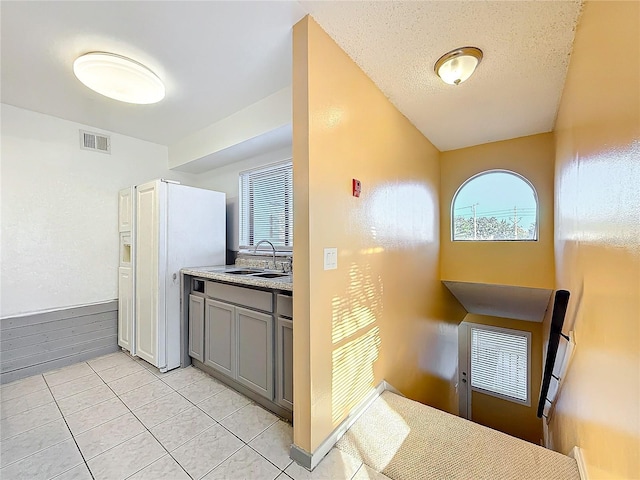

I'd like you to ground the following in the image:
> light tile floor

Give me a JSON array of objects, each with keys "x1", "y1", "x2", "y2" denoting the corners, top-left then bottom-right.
[{"x1": 0, "y1": 352, "x2": 386, "y2": 480}]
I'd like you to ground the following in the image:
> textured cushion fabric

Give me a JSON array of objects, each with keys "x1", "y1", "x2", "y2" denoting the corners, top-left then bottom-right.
[{"x1": 336, "y1": 391, "x2": 580, "y2": 480}]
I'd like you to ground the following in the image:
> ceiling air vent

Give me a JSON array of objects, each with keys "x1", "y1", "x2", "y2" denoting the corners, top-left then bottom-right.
[{"x1": 80, "y1": 130, "x2": 111, "y2": 154}]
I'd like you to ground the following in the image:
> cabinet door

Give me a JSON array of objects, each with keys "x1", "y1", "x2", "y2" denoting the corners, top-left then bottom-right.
[
  {"x1": 188, "y1": 295, "x2": 205, "y2": 363},
  {"x1": 277, "y1": 317, "x2": 293, "y2": 410},
  {"x1": 204, "y1": 299, "x2": 236, "y2": 377},
  {"x1": 236, "y1": 307, "x2": 273, "y2": 399},
  {"x1": 118, "y1": 187, "x2": 133, "y2": 232},
  {"x1": 118, "y1": 266, "x2": 133, "y2": 352},
  {"x1": 135, "y1": 181, "x2": 160, "y2": 366}
]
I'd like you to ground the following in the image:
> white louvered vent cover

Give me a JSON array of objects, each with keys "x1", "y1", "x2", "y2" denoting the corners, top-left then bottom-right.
[
  {"x1": 80, "y1": 130, "x2": 111, "y2": 154},
  {"x1": 470, "y1": 326, "x2": 530, "y2": 403}
]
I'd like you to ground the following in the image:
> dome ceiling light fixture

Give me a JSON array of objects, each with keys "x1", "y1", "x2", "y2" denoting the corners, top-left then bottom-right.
[
  {"x1": 73, "y1": 52, "x2": 165, "y2": 104},
  {"x1": 434, "y1": 47, "x2": 483, "y2": 86}
]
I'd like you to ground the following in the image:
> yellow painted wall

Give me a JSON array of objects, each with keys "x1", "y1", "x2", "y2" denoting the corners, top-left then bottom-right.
[
  {"x1": 292, "y1": 16, "x2": 466, "y2": 453},
  {"x1": 440, "y1": 134, "x2": 555, "y2": 289},
  {"x1": 463, "y1": 314, "x2": 543, "y2": 444},
  {"x1": 549, "y1": 1, "x2": 640, "y2": 478},
  {"x1": 292, "y1": 18, "x2": 312, "y2": 453}
]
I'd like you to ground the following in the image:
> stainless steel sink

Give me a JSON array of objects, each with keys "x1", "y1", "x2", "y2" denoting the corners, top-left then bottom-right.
[
  {"x1": 215, "y1": 268, "x2": 289, "y2": 279},
  {"x1": 251, "y1": 272, "x2": 290, "y2": 278},
  {"x1": 225, "y1": 269, "x2": 263, "y2": 275}
]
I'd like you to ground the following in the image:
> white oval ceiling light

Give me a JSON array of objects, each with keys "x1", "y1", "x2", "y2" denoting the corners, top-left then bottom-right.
[
  {"x1": 434, "y1": 47, "x2": 483, "y2": 86},
  {"x1": 73, "y1": 52, "x2": 165, "y2": 104}
]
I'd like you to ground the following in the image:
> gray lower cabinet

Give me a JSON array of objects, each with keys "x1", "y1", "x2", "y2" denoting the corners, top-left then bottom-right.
[
  {"x1": 188, "y1": 295, "x2": 205, "y2": 363},
  {"x1": 277, "y1": 316, "x2": 293, "y2": 410},
  {"x1": 236, "y1": 307, "x2": 273, "y2": 399},
  {"x1": 204, "y1": 299, "x2": 236, "y2": 378},
  {"x1": 187, "y1": 279, "x2": 291, "y2": 411}
]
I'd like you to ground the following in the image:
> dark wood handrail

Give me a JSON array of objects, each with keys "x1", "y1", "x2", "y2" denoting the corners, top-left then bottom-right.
[{"x1": 537, "y1": 289, "x2": 570, "y2": 418}]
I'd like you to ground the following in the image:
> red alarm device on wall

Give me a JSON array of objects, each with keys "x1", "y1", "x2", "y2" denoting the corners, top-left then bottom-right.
[{"x1": 352, "y1": 178, "x2": 361, "y2": 197}]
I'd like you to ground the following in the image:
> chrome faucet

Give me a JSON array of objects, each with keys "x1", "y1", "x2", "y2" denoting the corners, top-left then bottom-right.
[{"x1": 253, "y1": 240, "x2": 277, "y2": 270}]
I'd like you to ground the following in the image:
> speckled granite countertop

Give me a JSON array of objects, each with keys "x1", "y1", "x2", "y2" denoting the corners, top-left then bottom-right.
[{"x1": 181, "y1": 265, "x2": 293, "y2": 292}]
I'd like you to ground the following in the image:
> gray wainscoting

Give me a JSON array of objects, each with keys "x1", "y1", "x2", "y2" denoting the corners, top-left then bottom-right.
[{"x1": 0, "y1": 301, "x2": 120, "y2": 384}]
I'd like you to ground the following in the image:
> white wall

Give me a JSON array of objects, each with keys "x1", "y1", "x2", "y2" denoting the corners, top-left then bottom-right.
[
  {"x1": 169, "y1": 87, "x2": 291, "y2": 171},
  {"x1": 0, "y1": 104, "x2": 197, "y2": 317},
  {"x1": 194, "y1": 146, "x2": 292, "y2": 251}
]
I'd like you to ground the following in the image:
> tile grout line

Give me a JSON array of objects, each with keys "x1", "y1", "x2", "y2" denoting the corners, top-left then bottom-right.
[
  {"x1": 110, "y1": 368, "x2": 204, "y2": 419},
  {"x1": 31, "y1": 352, "x2": 133, "y2": 406},
  {"x1": 42, "y1": 368, "x2": 96, "y2": 480},
  {"x1": 115, "y1": 358, "x2": 207, "y2": 406},
  {"x1": 0, "y1": 399, "x2": 57, "y2": 427},
  {"x1": 84, "y1": 357, "x2": 193, "y2": 480},
  {"x1": 0, "y1": 415, "x2": 60, "y2": 443},
  {"x1": 84, "y1": 358, "x2": 228, "y2": 478},
  {"x1": 156, "y1": 375, "x2": 294, "y2": 479},
  {"x1": 187, "y1": 400, "x2": 286, "y2": 478},
  {"x1": 2, "y1": 366, "x2": 109, "y2": 438},
  {"x1": 5, "y1": 356, "x2": 294, "y2": 480},
  {"x1": 180, "y1": 382, "x2": 290, "y2": 477},
  {"x1": 135, "y1": 364, "x2": 237, "y2": 480},
  {"x1": 137, "y1": 372, "x2": 283, "y2": 479},
  {"x1": 60, "y1": 396, "x2": 126, "y2": 434},
  {"x1": 91, "y1": 355, "x2": 232, "y2": 479},
  {"x1": 0, "y1": 399, "x2": 63, "y2": 468},
  {"x1": 48, "y1": 373, "x2": 106, "y2": 401},
  {"x1": 3, "y1": 356, "x2": 181, "y2": 477},
  {"x1": 245, "y1": 442, "x2": 293, "y2": 475},
  {"x1": 194, "y1": 441, "x2": 246, "y2": 480},
  {"x1": 44, "y1": 361, "x2": 109, "y2": 389},
  {"x1": 96, "y1": 368, "x2": 154, "y2": 388},
  {"x1": 0, "y1": 385, "x2": 50, "y2": 405},
  {"x1": 154, "y1": 382, "x2": 247, "y2": 478},
  {"x1": 124, "y1": 403, "x2": 193, "y2": 479}
]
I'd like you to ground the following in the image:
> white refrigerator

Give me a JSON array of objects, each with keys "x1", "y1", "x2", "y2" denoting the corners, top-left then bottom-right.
[{"x1": 118, "y1": 179, "x2": 225, "y2": 372}]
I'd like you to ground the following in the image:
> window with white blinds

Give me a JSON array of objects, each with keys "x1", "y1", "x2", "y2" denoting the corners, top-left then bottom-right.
[
  {"x1": 470, "y1": 325, "x2": 530, "y2": 404},
  {"x1": 239, "y1": 161, "x2": 293, "y2": 250}
]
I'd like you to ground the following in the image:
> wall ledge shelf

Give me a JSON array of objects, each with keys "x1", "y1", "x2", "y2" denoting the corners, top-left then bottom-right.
[{"x1": 442, "y1": 280, "x2": 553, "y2": 322}]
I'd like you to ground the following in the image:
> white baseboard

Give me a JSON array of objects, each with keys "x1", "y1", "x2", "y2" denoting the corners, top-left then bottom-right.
[
  {"x1": 382, "y1": 380, "x2": 404, "y2": 396},
  {"x1": 569, "y1": 446, "x2": 589, "y2": 480},
  {"x1": 542, "y1": 421, "x2": 552, "y2": 449},
  {"x1": 289, "y1": 380, "x2": 392, "y2": 471}
]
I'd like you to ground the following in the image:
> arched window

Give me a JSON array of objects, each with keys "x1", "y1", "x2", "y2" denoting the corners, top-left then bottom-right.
[{"x1": 452, "y1": 170, "x2": 538, "y2": 241}]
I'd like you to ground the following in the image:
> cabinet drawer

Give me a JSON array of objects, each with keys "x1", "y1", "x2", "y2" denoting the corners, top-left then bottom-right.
[
  {"x1": 276, "y1": 294, "x2": 293, "y2": 319},
  {"x1": 205, "y1": 281, "x2": 273, "y2": 312}
]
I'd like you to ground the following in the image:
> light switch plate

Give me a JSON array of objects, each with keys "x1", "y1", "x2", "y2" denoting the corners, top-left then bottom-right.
[{"x1": 324, "y1": 248, "x2": 338, "y2": 270}]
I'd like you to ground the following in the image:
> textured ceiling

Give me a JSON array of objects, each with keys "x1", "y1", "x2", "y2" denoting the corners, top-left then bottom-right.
[
  {"x1": 1, "y1": 1, "x2": 582, "y2": 152},
  {"x1": 304, "y1": 0, "x2": 583, "y2": 151}
]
